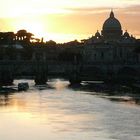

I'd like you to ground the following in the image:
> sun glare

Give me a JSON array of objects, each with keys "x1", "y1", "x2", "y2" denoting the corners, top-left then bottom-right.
[
  {"x1": 14, "y1": 19, "x2": 46, "y2": 39},
  {"x1": 0, "y1": 0, "x2": 140, "y2": 42}
]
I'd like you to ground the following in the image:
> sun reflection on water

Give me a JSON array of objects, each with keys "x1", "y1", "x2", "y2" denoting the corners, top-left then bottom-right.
[{"x1": 0, "y1": 79, "x2": 140, "y2": 140}]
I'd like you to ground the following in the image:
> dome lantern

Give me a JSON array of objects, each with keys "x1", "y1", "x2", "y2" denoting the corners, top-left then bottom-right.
[{"x1": 110, "y1": 10, "x2": 114, "y2": 18}]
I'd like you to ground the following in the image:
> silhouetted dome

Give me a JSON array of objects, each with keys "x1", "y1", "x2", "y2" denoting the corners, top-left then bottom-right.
[
  {"x1": 102, "y1": 10, "x2": 123, "y2": 40},
  {"x1": 124, "y1": 30, "x2": 130, "y2": 38},
  {"x1": 95, "y1": 30, "x2": 101, "y2": 37},
  {"x1": 103, "y1": 11, "x2": 122, "y2": 31}
]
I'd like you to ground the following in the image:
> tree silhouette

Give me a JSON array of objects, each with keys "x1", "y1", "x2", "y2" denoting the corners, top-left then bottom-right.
[
  {"x1": 16, "y1": 30, "x2": 34, "y2": 43},
  {"x1": 0, "y1": 32, "x2": 15, "y2": 44}
]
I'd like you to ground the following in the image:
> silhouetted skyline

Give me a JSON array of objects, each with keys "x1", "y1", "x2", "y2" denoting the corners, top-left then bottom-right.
[{"x1": 0, "y1": 0, "x2": 140, "y2": 42}]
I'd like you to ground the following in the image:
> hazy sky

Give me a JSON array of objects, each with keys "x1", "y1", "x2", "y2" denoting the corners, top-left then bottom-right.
[{"x1": 0, "y1": 0, "x2": 140, "y2": 42}]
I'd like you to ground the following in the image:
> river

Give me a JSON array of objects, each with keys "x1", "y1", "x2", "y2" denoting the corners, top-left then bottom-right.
[{"x1": 0, "y1": 79, "x2": 140, "y2": 140}]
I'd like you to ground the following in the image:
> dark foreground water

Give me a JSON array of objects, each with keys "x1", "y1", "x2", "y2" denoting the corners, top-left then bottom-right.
[{"x1": 0, "y1": 79, "x2": 140, "y2": 140}]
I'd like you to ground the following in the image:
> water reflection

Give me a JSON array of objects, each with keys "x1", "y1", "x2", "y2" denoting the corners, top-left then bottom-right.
[
  {"x1": 0, "y1": 79, "x2": 140, "y2": 140},
  {"x1": 0, "y1": 93, "x2": 10, "y2": 106},
  {"x1": 69, "y1": 82, "x2": 140, "y2": 106}
]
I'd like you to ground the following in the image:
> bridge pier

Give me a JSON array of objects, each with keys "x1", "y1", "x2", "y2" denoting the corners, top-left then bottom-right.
[
  {"x1": 35, "y1": 74, "x2": 48, "y2": 85},
  {"x1": 68, "y1": 69, "x2": 81, "y2": 85},
  {"x1": 0, "y1": 68, "x2": 14, "y2": 86},
  {"x1": 69, "y1": 75, "x2": 81, "y2": 85},
  {"x1": 34, "y1": 61, "x2": 48, "y2": 85}
]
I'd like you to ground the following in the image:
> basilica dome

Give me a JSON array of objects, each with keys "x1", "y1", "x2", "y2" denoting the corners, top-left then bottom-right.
[
  {"x1": 102, "y1": 11, "x2": 123, "y2": 40},
  {"x1": 103, "y1": 11, "x2": 122, "y2": 31}
]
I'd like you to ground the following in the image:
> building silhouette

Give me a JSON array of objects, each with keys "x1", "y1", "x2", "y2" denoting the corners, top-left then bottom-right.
[{"x1": 82, "y1": 10, "x2": 140, "y2": 64}]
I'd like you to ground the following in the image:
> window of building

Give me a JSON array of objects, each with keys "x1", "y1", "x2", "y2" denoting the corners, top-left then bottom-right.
[
  {"x1": 101, "y1": 52, "x2": 104, "y2": 59},
  {"x1": 94, "y1": 53, "x2": 96, "y2": 60},
  {"x1": 120, "y1": 49, "x2": 122, "y2": 58}
]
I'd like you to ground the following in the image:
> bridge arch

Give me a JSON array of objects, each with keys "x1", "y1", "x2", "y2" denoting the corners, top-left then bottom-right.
[
  {"x1": 81, "y1": 66, "x2": 104, "y2": 80},
  {"x1": 118, "y1": 67, "x2": 139, "y2": 76},
  {"x1": 117, "y1": 67, "x2": 139, "y2": 81}
]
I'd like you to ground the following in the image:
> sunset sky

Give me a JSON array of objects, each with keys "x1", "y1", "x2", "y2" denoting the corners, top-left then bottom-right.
[{"x1": 0, "y1": 0, "x2": 140, "y2": 42}]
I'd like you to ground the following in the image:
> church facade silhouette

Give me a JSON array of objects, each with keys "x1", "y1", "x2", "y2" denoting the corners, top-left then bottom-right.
[{"x1": 83, "y1": 10, "x2": 140, "y2": 64}]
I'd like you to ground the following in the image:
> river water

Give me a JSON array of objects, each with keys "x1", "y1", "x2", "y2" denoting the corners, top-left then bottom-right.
[{"x1": 0, "y1": 79, "x2": 140, "y2": 140}]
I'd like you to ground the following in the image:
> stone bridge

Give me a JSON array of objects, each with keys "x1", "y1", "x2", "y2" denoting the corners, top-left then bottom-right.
[
  {"x1": 68, "y1": 63, "x2": 140, "y2": 84},
  {"x1": 0, "y1": 60, "x2": 140, "y2": 85},
  {"x1": 0, "y1": 60, "x2": 47, "y2": 85}
]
